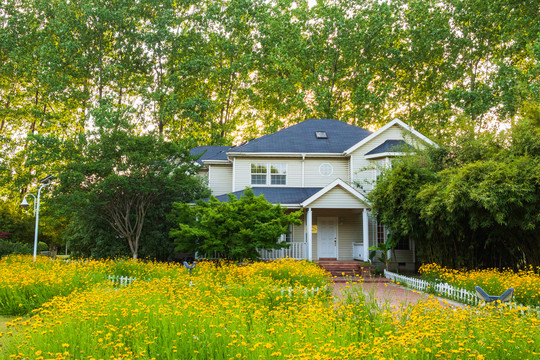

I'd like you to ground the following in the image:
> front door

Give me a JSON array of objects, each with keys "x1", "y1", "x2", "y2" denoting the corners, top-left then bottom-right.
[{"x1": 318, "y1": 217, "x2": 338, "y2": 259}]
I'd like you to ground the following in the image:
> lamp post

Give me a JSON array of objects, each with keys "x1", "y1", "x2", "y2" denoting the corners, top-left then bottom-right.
[{"x1": 20, "y1": 175, "x2": 54, "y2": 262}]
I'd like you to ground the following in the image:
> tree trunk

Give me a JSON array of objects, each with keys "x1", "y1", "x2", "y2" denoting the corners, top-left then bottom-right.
[
  {"x1": 98, "y1": 33, "x2": 103, "y2": 102},
  {"x1": 104, "y1": 195, "x2": 150, "y2": 260}
]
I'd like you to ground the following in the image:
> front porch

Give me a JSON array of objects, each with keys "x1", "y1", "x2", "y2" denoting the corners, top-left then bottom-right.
[
  {"x1": 225, "y1": 179, "x2": 414, "y2": 269},
  {"x1": 258, "y1": 207, "x2": 378, "y2": 262}
]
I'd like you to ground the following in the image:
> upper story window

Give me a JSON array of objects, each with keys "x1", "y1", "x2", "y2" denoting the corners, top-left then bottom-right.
[
  {"x1": 251, "y1": 163, "x2": 287, "y2": 185},
  {"x1": 270, "y1": 164, "x2": 286, "y2": 185},
  {"x1": 251, "y1": 163, "x2": 267, "y2": 185},
  {"x1": 373, "y1": 158, "x2": 391, "y2": 183}
]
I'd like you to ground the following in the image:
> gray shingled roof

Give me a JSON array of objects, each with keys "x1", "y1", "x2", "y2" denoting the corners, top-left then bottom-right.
[
  {"x1": 190, "y1": 146, "x2": 231, "y2": 164},
  {"x1": 365, "y1": 140, "x2": 412, "y2": 155},
  {"x1": 211, "y1": 187, "x2": 323, "y2": 204},
  {"x1": 230, "y1": 119, "x2": 372, "y2": 154}
]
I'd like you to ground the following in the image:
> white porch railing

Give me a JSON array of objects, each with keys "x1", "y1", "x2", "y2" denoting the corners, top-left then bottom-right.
[
  {"x1": 352, "y1": 242, "x2": 364, "y2": 261},
  {"x1": 259, "y1": 242, "x2": 307, "y2": 260}
]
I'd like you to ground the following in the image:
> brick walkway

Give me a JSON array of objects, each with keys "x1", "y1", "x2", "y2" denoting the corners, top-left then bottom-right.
[{"x1": 332, "y1": 282, "x2": 465, "y2": 309}]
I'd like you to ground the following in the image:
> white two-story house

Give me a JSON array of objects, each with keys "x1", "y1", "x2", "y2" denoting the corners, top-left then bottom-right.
[{"x1": 191, "y1": 119, "x2": 436, "y2": 271}]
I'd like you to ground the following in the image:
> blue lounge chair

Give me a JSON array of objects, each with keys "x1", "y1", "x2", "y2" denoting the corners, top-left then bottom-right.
[
  {"x1": 183, "y1": 261, "x2": 197, "y2": 276},
  {"x1": 475, "y1": 286, "x2": 514, "y2": 304}
]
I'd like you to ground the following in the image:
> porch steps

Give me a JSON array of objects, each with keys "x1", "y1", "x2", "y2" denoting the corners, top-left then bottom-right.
[
  {"x1": 317, "y1": 260, "x2": 375, "y2": 278},
  {"x1": 331, "y1": 276, "x2": 391, "y2": 284}
]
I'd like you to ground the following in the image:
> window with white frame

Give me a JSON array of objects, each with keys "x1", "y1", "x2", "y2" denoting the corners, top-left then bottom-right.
[
  {"x1": 376, "y1": 223, "x2": 387, "y2": 245},
  {"x1": 377, "y1": 222, "x2": 409, "y2": 250},
  {"x1": 251, "y1": 163, "x2": 287, "y2": 185},
  {"x1": 395, "y1": 237, "x2": 410, "y2": 250},
  {"x1": 251, "y1": 163, "x2": 267, "y2": 185},
  {"x1": 270, "y1": 163, "x2": 286, "y2": 185},
  {"x1": 374, "y1": 158, "x2": 391, "y2": 183}
]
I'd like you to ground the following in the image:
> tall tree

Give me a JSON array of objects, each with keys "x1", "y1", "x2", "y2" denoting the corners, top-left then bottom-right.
[
  {"x1": 57, "y1": 121, "x2": 208, "y2": 259},
  {"x1": 369, "y1": 119, "x2": 540, "y2": 268},
  {"x1": 1, "y1": 0, "x2": 538, "y2": 201}
]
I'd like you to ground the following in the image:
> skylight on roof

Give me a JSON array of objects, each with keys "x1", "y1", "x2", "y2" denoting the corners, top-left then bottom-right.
[{"x1": 315, "y1": 131, "x2": 328, "y2": 139}]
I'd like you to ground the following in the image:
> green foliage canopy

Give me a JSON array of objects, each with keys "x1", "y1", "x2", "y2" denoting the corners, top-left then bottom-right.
[
  {"x1": 0, "y1": 0, "x2": 537, "y2": 258},
  {"x1": 369, "y1": 120, "x2": 540, "y2": 268},
  {"x1": 56, "y1": 126, "x2": 209, "y2": 259}
]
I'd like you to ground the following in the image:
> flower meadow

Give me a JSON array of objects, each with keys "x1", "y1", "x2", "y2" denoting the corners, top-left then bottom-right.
[
  {"x1": 0, "y1": 256, "x2": 539, "y2": 359},
  {"x1": 0, "y1": 255, "x2": 191, "y2": 316},
  {"x1": 419, "y1": 263, "x2": 540, "y2": 307}
]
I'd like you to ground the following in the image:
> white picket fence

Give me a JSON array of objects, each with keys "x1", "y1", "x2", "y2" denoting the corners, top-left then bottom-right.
[
  {"x1": 108, "y1": 275, "x2": 137, "y2": 286},
  {"x1": 384, "y1": 270, "x2": 479, "y2": 305},
  {"x1": 277, "y1": 286, "x2": 324, "y2": 298},
  {"x1": 107, "y1": 275, "x2": 325, "y2": 299},
  {"x1": 384, "y1": 270, "x2": 540, "y2": 316}
]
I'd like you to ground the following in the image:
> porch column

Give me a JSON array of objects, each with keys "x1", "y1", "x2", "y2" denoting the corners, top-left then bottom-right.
[
  {"x1": 362, "y1": 208, "x2": 369, "y2": 262},
  {"x1": 307, "y1": 207, "x2": 313, "y2": 261}
]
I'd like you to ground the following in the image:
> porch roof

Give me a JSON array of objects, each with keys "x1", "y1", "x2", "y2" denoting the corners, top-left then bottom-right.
[
  {"x1": 190, "y1": 146, "x2": 231, "y2": 164},
  {"x1": 301, "y1": 179, "x2": 370, "y2": 208},
  {"x1": 212, "y1": 187, "x2": 323, "y2": 205},
  {"x1": 365, "y1": 139, "x2": 412, "y2": 155}
]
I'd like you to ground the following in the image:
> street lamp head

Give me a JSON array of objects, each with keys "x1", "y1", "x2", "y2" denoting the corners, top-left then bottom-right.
[
  {"x1": 39, "y1": 175, "x2": 55, "y2": 185},
  {"x1": 20, "y1": 197, "x2": 30, "y2": 208}
]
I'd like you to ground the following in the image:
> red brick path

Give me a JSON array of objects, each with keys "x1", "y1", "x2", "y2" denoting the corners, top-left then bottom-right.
[{"x1": 332, "y1": 282, "x2": 464, "y2": 309}]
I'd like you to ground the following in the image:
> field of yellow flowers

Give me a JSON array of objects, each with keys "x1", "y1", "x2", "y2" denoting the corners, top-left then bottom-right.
[
  {"x1": 419, "y1": 263, "x2": 540, "y2": 307},
  {"x1": 0, "y1": 255, "x2": 197, "y2": 316},
  {"x1": 0, "y1": 256, "x2": 539, "y2": 359}
]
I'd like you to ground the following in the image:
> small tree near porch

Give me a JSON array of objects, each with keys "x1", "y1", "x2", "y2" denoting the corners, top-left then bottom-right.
[{"x1": 169, "y1": 189, "x2": 302, "y2": 261}]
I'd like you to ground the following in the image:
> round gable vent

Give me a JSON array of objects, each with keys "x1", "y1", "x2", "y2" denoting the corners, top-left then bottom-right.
[{"x1": 319, "y1": 163, "x2": 333, "y2": 176}]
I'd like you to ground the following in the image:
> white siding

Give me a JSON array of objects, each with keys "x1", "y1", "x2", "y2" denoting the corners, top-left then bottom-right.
[
  {"x1": 196, "y1": 169, "x2": 209, "y2": 183},
  {"x1": 197, "y1": 169, "x2": 208, "y2": 178},
  {"x1": 337, "y1": 213, "x2": 363, "y2": 261},
  {"x1": 304, "y1": 158, "x2": 349, "y2": 187},
  {"x1": 349, "y1": 124, "x2": 427, "y2": 191},
  {"x1": 291, "y1": 223, "x2": 304, "y2": 243},
  {"x1": 309, "y1": 186, "x2": 366, "y2": 209},
  {"x1": 208, "y1": 164, "x2": 233, "y2": 196},
  {"x1": 393, "y1": 250, "x2": 414, "y2": 263}
]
